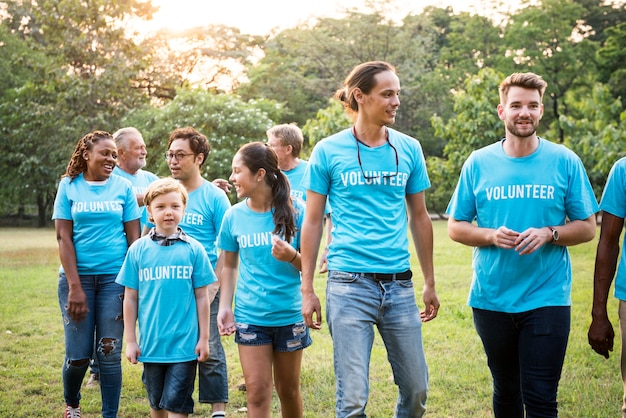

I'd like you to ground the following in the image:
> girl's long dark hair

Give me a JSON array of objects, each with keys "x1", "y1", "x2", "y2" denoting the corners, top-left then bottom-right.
[{"x1": 237, "y1": 142, "x2": 297, "y2": 242}]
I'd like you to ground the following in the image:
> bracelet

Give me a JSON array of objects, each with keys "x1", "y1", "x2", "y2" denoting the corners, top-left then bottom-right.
[{"x1": 289, "y1": 250, "x2": 298, "y2": 263}]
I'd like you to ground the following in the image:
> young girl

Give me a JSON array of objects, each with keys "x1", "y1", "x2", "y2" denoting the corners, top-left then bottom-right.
[{"x1": 217, "y1": 142, "x2": 311, "y2": 418}]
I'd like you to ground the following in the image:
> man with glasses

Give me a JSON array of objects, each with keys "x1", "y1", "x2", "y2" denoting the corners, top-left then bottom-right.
[
  {"x1": 300, "y1": 61, "x2": 439, "y2": 417},
  {"x1": 166, "y1": 127, "x2": 231, "y2": 418}
]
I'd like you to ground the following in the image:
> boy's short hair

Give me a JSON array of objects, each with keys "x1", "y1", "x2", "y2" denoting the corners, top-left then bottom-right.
[{"x1": 144, "y1": 177, "x2": 188, "y2": 207}]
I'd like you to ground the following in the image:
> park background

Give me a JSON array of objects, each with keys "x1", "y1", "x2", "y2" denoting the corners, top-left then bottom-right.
[
  {"x1": 1, "y1": 0, "x2": 625, "y2": 225},
  {"x1": 0, "y1": 224, "x2": 621, "y2": 416},
  {"x1": 1, "y1": 0, "x2": 626, "y2": 416}
]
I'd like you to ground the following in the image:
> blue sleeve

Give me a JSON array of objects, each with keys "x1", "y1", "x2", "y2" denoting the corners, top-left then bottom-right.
[
  {"x1": 600, "y1": 158, "x2": 626, "y2": 219},
  {"x1": 116, "y1": 242, "x2": 140, "y2": 289},
  {"x1": 564, "y1": 154, "x2": 599, "y2": 220},
  {"x1": 52, "y1": 178, "x2": 72, "y2": 221},
  {"x1": 217, "y1": 209, "x2": 239, "y2": 252},
  {"x1": 192, "y1": 243, "x2": 216, "y2": 288},
  {"x1": 122, "y1": 180, "x2": 142, "y2": 223},
  {"x1": 446, "y1": 153, "x2": 477, "y2": 222}
]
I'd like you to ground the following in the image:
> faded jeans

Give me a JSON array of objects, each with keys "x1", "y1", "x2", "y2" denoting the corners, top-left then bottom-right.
[
  {"x1": 326, "y1": 271, "x2": 428, "y2": 418},
  {"x1": 198, "y1": 291, "x2": 229, "y2": 404},
  {"x1": 472, "y1": 306, "x2": 570, "y2": 418},
  {"x1": 58, "y1": 273, "x2": 124, "y2": 418}
]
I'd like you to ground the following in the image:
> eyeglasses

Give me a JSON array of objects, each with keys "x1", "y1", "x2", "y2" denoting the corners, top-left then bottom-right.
[
  {"x1": 353, "y1": 127, "x2": 399, "y2": 180},
  {"x1": 165, "y1": 152, "x2": 195, "y2": 161}
]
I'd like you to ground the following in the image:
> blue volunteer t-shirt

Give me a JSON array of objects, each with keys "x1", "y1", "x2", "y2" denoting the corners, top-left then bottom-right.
[
  {"x1": 116, "y1": 234, "x2": 215, "y2": 363},
  {"x1": 446, "y1": 138, "x2": 599, "y2": 313},
  {"x1": 599, "y1": 157, "x2": 626, "y2": 301},
  {"x1": 218, "y1": 198, "x2": 304, "y2": 327},
  {"x1": 302, "y1": 127, "x2": 430, "y2": 273},
  {"x1": 169, "y1": 180, "x2": 231, "y2": 269},
  {"x1": 284, "y1": 160, "x2": 308, "y2": 203},
  {"x1": 52, "y1": 173, "x2": 141, "y2": 274},
  {"x1": 112, "y1": 166, "x2": 159, "y2": 230}
]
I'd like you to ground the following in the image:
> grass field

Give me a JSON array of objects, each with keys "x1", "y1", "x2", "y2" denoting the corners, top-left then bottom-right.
[{"x1": 0, "y1": 223, "x2": 622, "y2": 417}]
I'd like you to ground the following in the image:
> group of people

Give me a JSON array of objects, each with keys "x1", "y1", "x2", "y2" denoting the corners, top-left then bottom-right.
[{"x1": 51, "y1": 60, "x2": 626, "y2": 418}]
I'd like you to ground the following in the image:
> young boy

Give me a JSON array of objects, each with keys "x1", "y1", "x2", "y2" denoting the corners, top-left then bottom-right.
[{"x1": 116, "y1": 177, "x2": 214, "y2": 418}]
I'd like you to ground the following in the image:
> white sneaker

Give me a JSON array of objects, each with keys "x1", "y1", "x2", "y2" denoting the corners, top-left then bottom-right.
[{"x1": 65, "y1": 405, "x2": 81, "y2": 418}]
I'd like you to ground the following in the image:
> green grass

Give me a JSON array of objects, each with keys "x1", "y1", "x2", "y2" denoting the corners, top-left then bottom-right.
[{"x1": 0, "y1": 223, "x2": 621, "y2": 417}]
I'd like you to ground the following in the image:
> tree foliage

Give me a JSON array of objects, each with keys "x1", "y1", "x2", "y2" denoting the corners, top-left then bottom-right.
[
  {"x1": 121, "y1": 88, "x2": 283, "y2": 191},
  {"x1": 427, "y1": 68, "x2": 504, "y2": 215},
  {"x1": 2, "y1": 0, "x2": 626, "y2": 222}
]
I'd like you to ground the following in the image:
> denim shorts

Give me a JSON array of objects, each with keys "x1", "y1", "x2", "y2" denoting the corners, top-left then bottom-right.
[
  {"x1": 234, "y1": 322, "x2": 312, "y2": 352},
  {"x1": 142, "y1": 361, "x2": 197, "y2": 414}
]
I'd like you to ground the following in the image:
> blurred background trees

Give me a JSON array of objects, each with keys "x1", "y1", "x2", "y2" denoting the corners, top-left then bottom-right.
[{"x1": 1, "y1": 0, "x2": 625, "y2": 224}]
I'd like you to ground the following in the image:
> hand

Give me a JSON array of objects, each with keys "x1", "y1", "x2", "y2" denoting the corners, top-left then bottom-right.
[
  {"x1": 212, "y1": 178, "x2": 232, "y2": 193},
  {"x1": 217, "y1": 308, "x2": 236, "y2": 336},
  {"x1": 66, "y1": 287, "x2": 89, "y2": 322},
  {"x1": 271, "y1": 235, "x2": 297, "y2": 263},
  {"x1": 302, "y1": 291, "x2": 322, "y2": 330},
  {"x1": 420, "y1": 284, "x2": 440, "y2": 322},
  {"x1": 196, "y1": 340, "x2": 210, "y2": 362},
  {"x1": 318, "y1": 248, "x2": 329, "y2": 273},
  {"x1": 125, "y1": 342, "x2": 141, "y2": 364},
  {"x1": 514, "y1": 227, "x2": 552, "y2": 255},
  {"x1": 492, "y1": 226, "x2": 520, "y2": 249},
  {"x1": 588, "y1": 316, "x2": 615, "y2": 359}
]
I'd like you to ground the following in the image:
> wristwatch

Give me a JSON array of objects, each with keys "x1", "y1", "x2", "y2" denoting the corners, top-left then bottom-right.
[{"x1": 548, "y1": 226, "x2": 559, "y2": 242}]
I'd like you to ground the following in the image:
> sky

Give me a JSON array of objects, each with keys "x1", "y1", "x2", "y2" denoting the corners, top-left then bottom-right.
[{"x1": 146, "y1": 0, "x2": 483, "y2": 35}]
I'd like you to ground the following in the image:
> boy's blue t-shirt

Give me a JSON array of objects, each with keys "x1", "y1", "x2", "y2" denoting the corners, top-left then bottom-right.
[
  {"x1": 599, "y1": 157, "x2": 626, "y2": 300},
  {"x1": 52, "y1": 173, "x2": 141, "y2": 274},
  {"x1": 302, "y1": 127, "x2": 430, "y2": 273},
  {"x1": 116, "y1": 234, "x2": 215, "y2": 363},
  {"x1": 446, "y1": 138, "x2": 599, "y2": 313},
  {"x1": 218, "y1": 198, "x2": 304, "y2": 327},
  {"x1": 112, "y1": 166, "x2": 158, "y2": 229}
]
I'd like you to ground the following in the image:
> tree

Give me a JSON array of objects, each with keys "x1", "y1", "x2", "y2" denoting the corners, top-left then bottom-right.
[
  {"x1": 502, "y1": 0, "x2": 595, "y2": 142},
  {"x1": 0, "y1": 0, "x2": 157, "y2": 225},
  {"x1": 302, "y1": 98, "x2": 352, "y2": 155},
  {"x1": 121, "y1": 88, "x2": 284, "y2": 194},
  {"x1": 239, "y1": 8, "x2": 404, "y2": 127},
  {"x1": 560, "y1": 83, "x2": 626, "y2": 198},
  {"x1": 144, "y1": 24, "x2": 266, "y2": 97},
  {"x1": 595, "y1": 22, "x2": 626, "y2": 106},
  {"x1": 427, "y1": 68, "x2": 504, "y2": 214}
]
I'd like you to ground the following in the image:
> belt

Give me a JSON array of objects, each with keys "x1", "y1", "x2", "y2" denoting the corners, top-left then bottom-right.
[{"x1": 362, "y1": 270, "x2": 412, "y2": 281}]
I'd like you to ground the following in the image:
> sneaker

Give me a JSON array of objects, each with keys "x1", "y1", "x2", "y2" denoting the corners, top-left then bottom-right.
[{"x1": 65, "y1": 405, "x2": 81, "y2": 418}]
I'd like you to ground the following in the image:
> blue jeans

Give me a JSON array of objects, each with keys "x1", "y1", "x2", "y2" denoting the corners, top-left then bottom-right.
[
  {"x1": 472, "y1": 306, "x2": 571, "y2": 418},
  {"x1": 198, "y1": 291, "x2": 229, "y2": 404},
  {"x1": 326, "y1": 271, "x2": 428, "y2": 418},
  {"x1": 58, "y1": 273, "x2": 125, "y2": 418}
]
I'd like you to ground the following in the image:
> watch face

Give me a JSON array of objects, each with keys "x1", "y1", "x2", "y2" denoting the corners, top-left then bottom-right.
[{"x1": 552, "y1": 228, "x2": 559, "y2": 241}]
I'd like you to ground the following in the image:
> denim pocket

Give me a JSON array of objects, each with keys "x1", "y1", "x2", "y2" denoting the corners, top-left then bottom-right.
[
  {"x1": 328, "y1": 270, "x2": 358, "y2": 283},
  {"x1": 396, "y1": 279, "x2": 415, "y2": 289}
]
